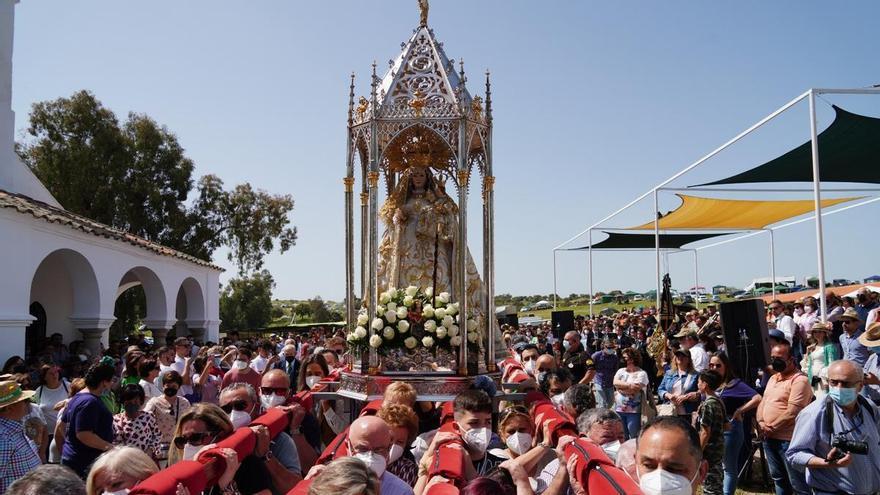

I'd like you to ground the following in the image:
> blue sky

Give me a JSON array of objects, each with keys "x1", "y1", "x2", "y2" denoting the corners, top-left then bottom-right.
[{"x1": 11, "y1": 1, "x2": 880, "y2": 300}]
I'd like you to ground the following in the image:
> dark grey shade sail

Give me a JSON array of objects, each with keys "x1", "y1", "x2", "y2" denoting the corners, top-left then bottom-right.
[{"x1": 567, "y1": 232, "x2": 730, "y2": 250}]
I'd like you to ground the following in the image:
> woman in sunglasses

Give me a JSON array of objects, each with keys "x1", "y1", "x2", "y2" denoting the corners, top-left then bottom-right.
[{"x1": 168, "y1": 403, "x2": 271, "y2": 495}]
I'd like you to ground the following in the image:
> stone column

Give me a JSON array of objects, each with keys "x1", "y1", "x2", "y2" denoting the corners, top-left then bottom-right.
[
  {"x1": 144, "y1": 319, "x2": 176, "y2": 349},
  {"x1": 0, "y1": 316, "x2": 34, "y2": 364},
  {"x1": 70, "y1": 317, "x2": 115, "y2": 358},
  {"x1": 185, "y1": 319, "x2": 208, "y2": 345}
]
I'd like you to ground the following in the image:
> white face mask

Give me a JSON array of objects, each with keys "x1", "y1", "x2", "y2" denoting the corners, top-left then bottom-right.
[
  {"x1": 102, "y1": 490, "x2": 130, "y2": 495},
  {"x1": 638, "y1": 467, "x2": 698, "y2": 495},
  {"x1": 505, "y1": 432, "x2": 532, "y2": 455},
  {"x1": 551, "y1": 393, "x2": 565, "y2": 407},
  {"x1": 463, "y1": 426, "x2": 491, "y2": 453},
  {"x1": 353, "y1": 451, "x2": 387, "y2": 477},
  {"x1": 388, "y1": 443, "x2": 404, "y2": 464},
  {"x1": 260, "y1": 393, "x2": 286, "y2": 410},
  {"x1": 233, "y1": 360, "x2": 248, "y2": 370},
  {"x1": 601, "y1": 440, "x2": 621, "y2": 462},
  {"x1": 229, "y1": 408, "x2": 252, "y2": 429},
  {"x1": 524, "y1": 360, "x2": 536, "y2": 375},
  {"x1": 305, "y1": 375, "x2": 322, "y2": 389},
  {"x1": 182, "y1": 442, "x2": 202, "y2": 461}
]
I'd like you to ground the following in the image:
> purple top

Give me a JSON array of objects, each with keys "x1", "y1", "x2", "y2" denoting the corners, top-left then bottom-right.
[
  {"x1": 717, "y1": 378, "x2": 758, "y2": 419},
  {"x1": 592, "y1": 350, "x2": 619, "y2": 388}
]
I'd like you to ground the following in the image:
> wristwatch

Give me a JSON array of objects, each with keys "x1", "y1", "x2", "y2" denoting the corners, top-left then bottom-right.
[{"x1": 258, "y1": 449, "x2": 273, "y2": 462}]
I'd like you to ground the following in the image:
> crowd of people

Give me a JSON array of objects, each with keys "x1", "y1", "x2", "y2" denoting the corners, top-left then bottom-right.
[{"x1": 0, "y1": 289, "x2": 879, "y2": 495}]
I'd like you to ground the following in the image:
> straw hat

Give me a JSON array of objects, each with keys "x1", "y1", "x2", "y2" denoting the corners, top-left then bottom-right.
[
  {"x1": 858, "y1": 321, "x2": 880, "y2": 348},
  {"x1": 839, "y1": 307, "x2": 861, "y2": 322},
  {"x1": 0, "y1": 380, "x2": 35, "y2": 409},
  {"x1": 809, "y1": 322, "x2": 832, "y2": 334}
]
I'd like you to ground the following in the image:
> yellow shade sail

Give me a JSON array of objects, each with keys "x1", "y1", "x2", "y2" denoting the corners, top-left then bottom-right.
[{"x1": 631, "y1": 194, "x2": 860, "y2": 230}]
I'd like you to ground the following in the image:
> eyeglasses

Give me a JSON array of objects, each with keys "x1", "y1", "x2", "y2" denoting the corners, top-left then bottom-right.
[
  {"x1": 173, "y1": 431, "x2": 218, "y2": 449},
  {"x1": 500, "y1": 405, "x2": 529, "y2": 422},
  {"x1": 220, "y1": 400, "x2": 250, "y2": 414},
  {"x1": 260, "y1": 387, "x2": 288, "y2": 396}
]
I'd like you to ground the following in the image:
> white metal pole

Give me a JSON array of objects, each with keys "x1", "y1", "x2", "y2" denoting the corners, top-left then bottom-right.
[
  {"x1": 769, "y1": 229, "x2": 777, "y2": 299},
  {"x1": 809, "y1": 90, "x2": 829, "y2": 322},
  {"x1": 553, "y1": 250, "x2": 558, "y2": 310},
  {"x1": 588, "y1": 230, "x2": 594, "y2": 318},
  {"x1": 693, "y1": 249, "x2": 700, "y2": 310},
  {"x1": 654, "y1": 189, "x2": 661, "y2": 310}
]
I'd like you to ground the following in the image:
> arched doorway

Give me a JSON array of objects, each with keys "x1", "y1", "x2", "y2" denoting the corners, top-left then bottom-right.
[{"x1": 25, "y1": 302, "x2": 46, "y2": 358}]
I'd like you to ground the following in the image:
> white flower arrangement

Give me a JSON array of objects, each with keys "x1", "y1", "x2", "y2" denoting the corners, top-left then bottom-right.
[
  {"x1": 424, "y1": 320, "x2": 437, "y2": 333},
  {"x1": 442, "y1": 315, "x2": 454, "y2": 329},
  {"x1": 357, "y1": 313, "x2": 369, "y2": 326},
  {"x1": 435, "y1": 308, "x2": 447, "y2": 320},
  {"x1": 450, "y1": 336, "x2": 462, "y2": 346},
  {"x1": 422, "y1": 336, "x2": 435, "y2": 347},
  {"x1": 397, "y1": 320, "x2": 410, "y2": 333},
  {"x1": 354, "y1": 326, "x2": 367, "y2": 339},
  {"x1": 403, "y1": 295, "x2": 414, "y2": 307},
  {"x1": 371, "y1": 318, "x2": 384, "y2": 330},
  {"x1": 423, "y1": 305, "x2": 435, "y2": 318},
  {"x1": 405, "y1": 286, "x2": 419, "y2": 297},
  {"x1": 436, "y1": 327, "x2": 448, "y2": 339},
  {"x1": 396, "y1": 306, "x2": 408, "y2": 319},
  {"x1": 404, "y1": 337, "x2": 418, "y2": 349},
  {"x1": 369, "y1": 335, "x2": 383, "y2": 348},
  {"x1": 383, "y1": 327, "x2": 395, "y2": 340}
]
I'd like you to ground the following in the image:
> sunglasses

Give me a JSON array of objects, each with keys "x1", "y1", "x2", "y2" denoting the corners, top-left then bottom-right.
[
  {"x1": 173, "y1": 431, "x2": 217, "y2": 449},
  {"x1": 260, "y1": 387, "x2": 288, "y2": 396},
  {"x1": 220, "y1": 400, "x2": 250, "y2": 414}
]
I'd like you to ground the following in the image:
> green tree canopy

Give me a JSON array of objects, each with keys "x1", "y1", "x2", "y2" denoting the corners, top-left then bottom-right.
[
  {"x1": 219, "y1": 270, "x2": 275, "y2": 331},
  {"x1": 17, "y1": 90, "x2": 297, "y2": 274}
]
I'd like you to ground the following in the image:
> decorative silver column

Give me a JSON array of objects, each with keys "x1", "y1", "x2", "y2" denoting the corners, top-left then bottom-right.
[
  {"x1": 367, "y1": 62, "x2": 380, "y2": 373},
  {"x1": 484, "y1": 71, "x2": 497, "y2": 367},
  {"x1": 344, "y1": 74, "x2": 356, "y2": 333}
]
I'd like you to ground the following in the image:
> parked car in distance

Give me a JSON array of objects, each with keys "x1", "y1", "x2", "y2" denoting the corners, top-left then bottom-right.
[
  {"x1": 697, "y1": 294, "x2": 710, "y2": 303},
  {"x1": 520, "y1": 306, "x2": 531, "y2": 312},
  {"x1": 711, "y1": 295, "x2": 722, "y2": 303},
  {"x1": 633, "y1": 294, "x2": 644, "y2": 301},
  {"x1": 682, "y1": 295, "x2": 694, "y2": 304},
  {"x1": 733, "y1": 291, "x2": 750, "y2": 300}
]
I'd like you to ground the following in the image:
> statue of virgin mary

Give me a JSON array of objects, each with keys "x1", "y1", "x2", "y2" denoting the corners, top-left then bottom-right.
[{"x1": 377, "y1": 167, "x2": 485, "y2": 319}]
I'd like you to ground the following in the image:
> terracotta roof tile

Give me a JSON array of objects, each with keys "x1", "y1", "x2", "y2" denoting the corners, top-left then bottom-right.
[{"x1": 0, "y1": 189, "x2": 223, "y2": 271}]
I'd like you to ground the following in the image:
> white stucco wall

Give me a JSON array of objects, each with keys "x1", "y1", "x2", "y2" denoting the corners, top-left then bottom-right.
[{"x1": 0, "y1": 207, "x2": 222, "y2": 362}]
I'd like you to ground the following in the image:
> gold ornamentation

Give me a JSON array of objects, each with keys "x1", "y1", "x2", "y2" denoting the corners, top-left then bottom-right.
[
  {"x1": 409, "y1": 90, "x2": 427, "y2": 118},
  {"x1": 343, "y1": 177, "x2": 355, "y2": 192},
  {"x1": 360, "y1": 192, "x2": 369, "y2": 206},
  {"x1": 384, "y1": 125, "x2": 453, "y2": 173},
  {"x1": 456, "y1": 169, "x2": 470, "y2": 185},
  {"x1": 356, "y1": 96, "x2": 369, "y2": 117},
  {"x1": 367, "y1": 171, "x2": 380, "y2": 187},
  {"x1": 471, "y1": 96, "x2": 483, "y2": 120},
  {"x1": 418, "y1": 0, "x2": 429, "y2": 26}
]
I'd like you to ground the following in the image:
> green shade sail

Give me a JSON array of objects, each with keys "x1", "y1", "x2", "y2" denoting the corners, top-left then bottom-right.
[{"x1": 697, "y1": 106, "x2": 880, "y2": 185}]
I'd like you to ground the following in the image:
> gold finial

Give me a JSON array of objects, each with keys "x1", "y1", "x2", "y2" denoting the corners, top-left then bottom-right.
[
  {"x1": 471, "y1": 96, "x2": 483, "y2": 120},
  {"x1": 418, "y1": 0, "x2": 429, "y2": 26},
  {"x1": 356, "y1": 96, "x2": 369, "y2": 117}
]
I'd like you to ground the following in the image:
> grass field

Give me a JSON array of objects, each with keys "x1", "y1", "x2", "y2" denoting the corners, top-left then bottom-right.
[{"x1": 514, "y1": 297, "x2": 737, "y2": 321}]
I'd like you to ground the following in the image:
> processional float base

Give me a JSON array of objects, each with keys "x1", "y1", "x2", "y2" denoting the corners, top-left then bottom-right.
[{"x1": 335, "y1": 371, "x2": 500, "y2": 402}]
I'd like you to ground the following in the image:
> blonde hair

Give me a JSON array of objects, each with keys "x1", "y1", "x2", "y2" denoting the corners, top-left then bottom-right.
[
  {"x1": 383, "y1": 381, "x2": 417, "y2": 407},
  {"x1": 308, "y1": 457, "x2": 379, "y2": 495},
  {"x1": 377, "y1": 404, "x2": 419, "y2": 446},
  {"x1": 167, "y1": 403, "x2": 233, "y2": 465},
  {"x1": 85, "y1": 446, "x2": 159, "y2": 495}
]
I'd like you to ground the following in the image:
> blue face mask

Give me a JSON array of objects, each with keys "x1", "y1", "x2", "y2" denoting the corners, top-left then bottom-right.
[
  {"x1": 871, "y1": 346, "x2": 880, "y2": 355},
  {"x1": 828, "y1": 386, "x2": 858, "y2": 407},
  {"x1": 562, "y1": 340, "x2": 571, "y2": 351}
]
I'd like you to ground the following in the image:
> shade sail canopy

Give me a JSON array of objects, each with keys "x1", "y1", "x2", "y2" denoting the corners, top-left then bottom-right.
[
  {"x1": 630, "y1": 194, "x2": 858, "y2": 230},
  {"x1": 567, "y1": 231, "x2": 729, "y2": 250},
  {"x1": 698, "y1": 106, "x2": 880, "y2": 185}
]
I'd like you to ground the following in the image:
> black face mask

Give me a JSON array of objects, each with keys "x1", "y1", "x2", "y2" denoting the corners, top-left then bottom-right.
[
  {"x1": 163, "y1": 387, "x2": 179, "y2": 397},
  {"x1": 285, "y1": 356, "x2": 296, "y2": 363},
  {"x1": 771, "y1": 358, "x2": 787, "y2": 372}
]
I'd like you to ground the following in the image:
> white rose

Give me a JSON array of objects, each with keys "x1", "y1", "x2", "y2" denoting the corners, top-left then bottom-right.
[
  {"x1": 371, "y1": 318, "x2": 384, "y2": 330},
  {"x1": 369, "y1": 335, "x2": 383, "y2": 348},
  {"x1": 422, "y1": 336, "x2": 435, "y2": 347},
  {"x1": 467, "y1": 319, "x2": 477, "y2": 331},
  {"x1": 435, "y1": 308, "x2": 447, "y2": 320},
  {"x1": 403, "y1": 295, "x2": 414, "y2": 307},
  {"x1": 378, "y1": 304, "x2": 386, "y2": 314},
  {"x1": 379, "y1": 292, "x2": 391, "y2": 304},
  {"x1": 438, "y1": 292, "x2": 450, "y2": 303},
  {"x1": 398, "y1": 320, "x2": 410, "y2": 333},
  {"x1": 354, "y1": 326, "x2": 368, "y2": 339},
  {"x1": 468, "y1": 331, "x2": 478, "y2": 343},
  {"x1": 383, "y1": 327, "x2": 395, "y2": 340},
  {"x1": 387, "y1": 302, "x2": 397, "y2": 312},
  {"x1": 425, "y1": 287, "x2": 434, "y2": 297},
  {"x1": 436, "y1": 327, "x2": 448, "y2": 339},
  {"x1": 405, "y1": 286, "x2": 419, "y2": 297},
  {"x1": 385, "y1": 310, "x2": 397, "y2": 323},
  {"x1": 446, "y1": 304, "x2": 458, "y2": 316},
  {"x1": 424, "y1": 320, "x2": 437, "y2": 333},
  {"x1": 448, "y1": 325, "x2": 459, "y2": 337},
  {"x1": 347, "y1": 333, "x2": 358, "y2": 342},
  {"x1": 404, "y1": 337, "x2": 418, "y2": 349},
  {"x1": 357, "y1": 313, "x2": 369, "y2": 326},
  {"x1": 442, "y1": 315, "x2": 454, "y2": 329},
  {"x1": 423, "y1": 305, "x2": 435, "y2": 318},
  {"x1": 450, "y1": 336, "x2": 462, "y2": 346},
  {"x1": 397, "y1": 307, "x2": 408, "y2": 319}
]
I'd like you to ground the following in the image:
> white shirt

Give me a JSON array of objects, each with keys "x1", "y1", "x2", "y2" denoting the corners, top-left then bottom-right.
[
  {"x1": 775, "y1": 314, "x2": 797, "y2": 345},
  {"x1": 250, "y1": 354, "x2": 269, "y2": 373},
  {"x1": 690, "y1": 343, "x2": 709, "y2": 372},
  {"x1": 35, "y1": 380, "x2": 69, "y2": 428},
  {"x1": 171, "y1": 355, "x2": 193, "y2": 397}
]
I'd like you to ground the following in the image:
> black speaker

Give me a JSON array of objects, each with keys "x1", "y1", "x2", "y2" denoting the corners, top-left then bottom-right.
[
  {"x1": 551, "y1": 310, "x2": 575, "y2": 340},
  {"x1": 502, "y1": 314, "x2": 519, "y2": 328},
  {"x1": 719, "y1": 299, "x2": 770, "y2": 384}
]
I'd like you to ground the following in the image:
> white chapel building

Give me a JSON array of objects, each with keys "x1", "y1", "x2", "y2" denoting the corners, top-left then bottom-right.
[{"x1": 0, "y1": 0, "x2": 221, "y2": 364}]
